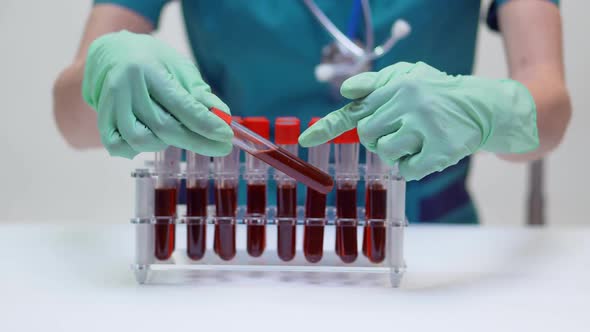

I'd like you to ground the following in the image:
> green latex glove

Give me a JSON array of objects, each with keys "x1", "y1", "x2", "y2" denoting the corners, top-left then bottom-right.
[
  {"x1": 82, "y1": 31, "x2": 233, "y2": 158},
  {"x1": 299, "y1": 62, "x2": 539, "y2": 181}
]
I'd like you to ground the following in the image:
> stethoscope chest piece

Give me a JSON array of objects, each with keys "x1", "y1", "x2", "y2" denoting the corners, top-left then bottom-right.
[
  {"x1": 304, "y1": 0, "x2": 411, "y2": 94},
  {"x1": 319, "y1": 40, "x2": 372, "y2": 98}
]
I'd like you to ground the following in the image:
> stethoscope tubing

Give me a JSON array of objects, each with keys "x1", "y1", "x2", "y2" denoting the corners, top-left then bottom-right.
[{"x1": 302, "y1": 0, "x2": 367, "y2": 57}]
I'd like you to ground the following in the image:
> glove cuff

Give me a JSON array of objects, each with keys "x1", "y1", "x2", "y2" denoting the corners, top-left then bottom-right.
[{"x1": 480, "y1": 79, "x2": 539, "y2": 154}]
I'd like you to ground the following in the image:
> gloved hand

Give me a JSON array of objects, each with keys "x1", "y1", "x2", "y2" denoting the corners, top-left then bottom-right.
[
  {"x1": 299, "y1": 62, "x2": 539, "y2": 181},
  {"x1": 82, "y1": 30, "x2": 233, "y2": 158}
]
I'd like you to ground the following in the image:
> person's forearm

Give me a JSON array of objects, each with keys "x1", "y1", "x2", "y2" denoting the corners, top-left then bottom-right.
[
  {"x1": 53, "y1": 60, "x2": 102, "y2": 149},
  {"x1": 499, "y1": 66, "x2": 571, "y2": 162},
  {"x1": 53, "y1": 4, "x2": 154, "y2": 149},
  {"x1": 496, "y1": 0, "x2": 571, "y2": 162}
]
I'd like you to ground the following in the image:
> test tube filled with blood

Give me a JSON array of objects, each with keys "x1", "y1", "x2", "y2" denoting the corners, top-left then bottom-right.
[
  {"x1": 154, "y1": 147, "x2": 181, "y2": 260},
  {"x1": 211, "y1": 108, "x2": 333, "y2": 195},
  {"x1": 274, "y1": 117, "x2": 300, "y2": 261},
  {"x1": 303, "y1": 118, "x2": 331, "y2": 263},
  {"x1": 363, "y1": 151, "x2": 388, "y2": 263},
  {"x1": 211, "y1": 109, "x2": 334, "y2": 260},
  {"x1": 243, "y1": 117, "x2": 270, "y2": 257},
  {"x1": 213, "y1": 118, "x2": 241, "y2": 260},
  {"x1": 185, "y1": 151, "x2": 209, "y2": 261},
  {"x1": 334, "y1": 129, "x2": 360, "y2": 263}
]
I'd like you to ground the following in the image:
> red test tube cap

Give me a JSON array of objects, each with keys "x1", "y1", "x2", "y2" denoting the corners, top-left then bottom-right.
[
  {"x1": 333, "y1": 128, "x2": 359, "y2": 144},
  {"x1": 243, "y1": 116, "x2": 270, "y2": 139},
  {"x1": 211, "y1": 107, "x2": 232, "y2": 125},
  {"x1": 275, "y1": 117, "x2": 300, "y2": 145}
]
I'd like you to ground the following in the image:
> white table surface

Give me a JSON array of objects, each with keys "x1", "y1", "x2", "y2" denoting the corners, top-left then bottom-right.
[{"x1": 0, "y1": 223, "x2": 588, "y2": 332}]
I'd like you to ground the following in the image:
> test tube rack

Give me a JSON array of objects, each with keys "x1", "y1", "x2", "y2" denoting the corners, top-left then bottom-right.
[{"x1": 131, "y1": 162, "x2": 407, "y2": 287}]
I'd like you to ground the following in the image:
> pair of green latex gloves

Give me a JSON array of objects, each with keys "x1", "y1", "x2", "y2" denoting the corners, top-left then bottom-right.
[{"x1": 83, "y1": 31, "x2": 539, "y2": 181}]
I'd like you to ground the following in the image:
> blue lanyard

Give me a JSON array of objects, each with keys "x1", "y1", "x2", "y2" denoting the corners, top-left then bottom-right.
[{"x1": 346, "y1": 0, "x2": 363, "y2": 39}]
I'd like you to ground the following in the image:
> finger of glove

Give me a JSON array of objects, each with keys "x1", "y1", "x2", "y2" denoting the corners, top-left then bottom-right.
[
  {"x1": 397, "y1": 143, "x2": 452, "y2": 181},
  {"x1": 99, "y1": 73, "x2": 167, "y2": 153},
  {"x1": 357, "y1": 116, "x2": 403, "y2": 153},
  {"x1": 340, "y1": 72, "x2": 381, "y2": 100},
  {"x1": 101, "y1": 130, "x2": 139, "y2": 159},
  {"x1": 335, "y1": 72, "x2": 412, "y2": 149},
  {"x1": 136, "y1": 97, "x2": 233, "y2": 157},
  {"x1": 298, "y1": 98, "x2": 377, "y2": 147},
  {"x1": 355, "y1": 87, "x2": 410, "y2": 151},
  {"x1": 145, "y1": 66, "x2": 233, "y2": 142},
  {"x1": 374, "y1": 125, "x2": 423, "y2": 167},
  {"x1": 118, "y1": 111, "x2": 168, "y2": 152},
  {"x1": 96, "y1": 90, "x2": 139, "y2": 159},
  {"x1": 196, "y1": 90, "x2": 231, "y2": 115},
  {"x1": 407, "y1": 61, "x2": 446, "y2": 78},
  {"x1": 340, "y1": 62, "x2": 416, "y2": 100},
  {"x1": 173, "y1": 62, "x2": 232, "y2": 115}
]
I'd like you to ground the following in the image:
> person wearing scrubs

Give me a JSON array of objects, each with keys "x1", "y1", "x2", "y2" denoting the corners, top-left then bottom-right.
[{"x1": 53, "y1": 0, "x2": 571, "y2": 224}]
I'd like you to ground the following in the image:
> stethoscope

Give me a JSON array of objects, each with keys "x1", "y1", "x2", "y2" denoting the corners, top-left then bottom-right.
[{"x1": 303, "y1": 0, "x2": 411, "y2": 90}]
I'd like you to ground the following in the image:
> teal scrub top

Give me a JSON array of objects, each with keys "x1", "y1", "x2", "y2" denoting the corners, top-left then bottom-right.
[{"x1": 95, "y1": 0, "x2": 558, "y2": 224}]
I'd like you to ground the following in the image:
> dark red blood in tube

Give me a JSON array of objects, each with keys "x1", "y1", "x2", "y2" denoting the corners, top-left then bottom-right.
[
  {"x1": 277, "y1": 183, "x2": 297, "y2": 261},
  {"x1": 337, "y1": 224, "x2": 358, "y2": 263},
  {"x1": 186, "y1": 185, "x2": 207, "y2": 261},
  {"x1": 253, "y1": 147, "x2": 333, "y2": 194},
  {"x1": 336, "y1": 185, "x2": 358, "y2": 263},
  {"x1": 247, "y1": 184, "x2": 267, "y2": 215},
  {"x1": 214, "y1": 186, "x2": 237, "y2": 260},
  {"x1": 154, "y1": 188, "x2": 177, "y2": 260},
  {"x1": 215, "y1": 186, "x2": 237, "y2": 217},
  {"x1": 304, "y1": 188, "x2": 327, "y2": 263},
  {"x1": 246, "y1": 184, "x2": 267, "y2": 257},
  {"x1": 363, "y1": 183, "x2": 387, "y2": 262},
  {"x1": 365, "y1": 183, "x2": 387, "y2": 219},
  {"x1": 303, "y1": 220, "x2": 324, "y2": 263},
  {"x1": 247, "y1": 223, "x2": 266, "y2": 257},
  {"x1": 277, "y1": 220, "x2": 296, "y2": 261},
  {"x1": 277, "y1": 184, "x2": 297, "y2": 218},
  {"x1": 336, "y1": 186, "x2": 358, "y2": 218},
  {"x1": 214, "y1": 219, "x2": 236, "y2": 261},
  {"x1": 365, "y1": 222, "x2": 386, "y2": 263},
  {"x1": 305, "y1": 188, "x2": 327, "y2": 218}
]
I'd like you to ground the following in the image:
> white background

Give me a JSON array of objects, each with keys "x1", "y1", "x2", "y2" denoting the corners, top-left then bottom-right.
[{"x1": 0, "y1": 0, "x2": 587, "y2": 225}]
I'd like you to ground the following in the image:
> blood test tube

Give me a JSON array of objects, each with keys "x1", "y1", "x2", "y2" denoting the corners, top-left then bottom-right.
[
  {"x1": 211, "y1": 108, "x2": 333, "y2": 194},
  {"x1": 185, "y1": 151, "x2": 209, "y2": 261},
  {"x1": 334, "y1": 129, "x2": 360, "y2": 263},
  {"x1": 213, "y1": 120, "x2": 241, "y2": 261},
  {"x1": 274, "y1": 117, "x2": 300, "y2": 262},
  {"x1": 363, "y1": 151, "x2": 388, "y2": 263},
  {"x1": 243, "y1": 117, "x2": 270, "y2": 257},
  {"x1": 303, "y1": 118, "x2": 331, "y2": 263},
  {"x1": 154, "y1": 147, "x2": 181, "y2": 261}
]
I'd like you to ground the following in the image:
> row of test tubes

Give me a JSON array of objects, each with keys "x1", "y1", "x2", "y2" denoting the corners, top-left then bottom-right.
[{"x1": 145, "y1": 116, "x2": 403, "y2": 267}]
